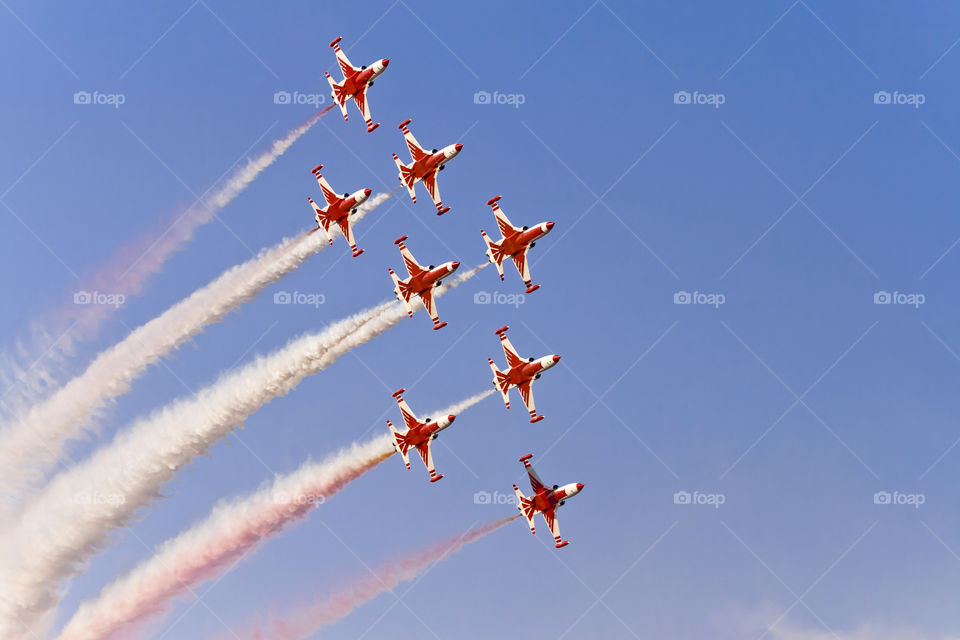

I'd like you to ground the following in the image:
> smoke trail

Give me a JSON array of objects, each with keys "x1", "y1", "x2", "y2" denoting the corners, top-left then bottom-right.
[
  {"x1": 0, "y1": 192, "x2": 392, "y2": 500},
  {"x1": 239, "y1": 516, "x2": 518, "y2": 640},
  {"x1": 0, "y1": 265, "x2": 485, "y2": 638},
  {"x1": 0, "y1": 109, "x2": 332, "y2": 416},
  {"x1": 56, "y1": 391, "x2": 492, "y2": 640}
]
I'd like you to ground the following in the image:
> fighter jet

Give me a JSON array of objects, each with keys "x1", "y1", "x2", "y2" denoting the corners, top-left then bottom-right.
[
  {"x1": 512, "y1": 454, "x2": 584, "y2": 548},
  {"x1": 388, "y1": 235, "x2": 460, "y2": 330},
  {"x1": 387, "y1": 388, "x2": 457, "y2": 483},
  {"x1": 480, "y1": 195, "x2": 555, "y2": 293},
  {"x1": 325, "y1": 36, "x2": 390, "y2": 132},
  {"x1": 392, "y1": 119, "x2": 462, "y2": 215},
  {"x1": 307, "y1": 164, "x2": 371, "y2": 257},
  {"x1": 488, "y1": 326, "x2": 560, "y2": 422}
]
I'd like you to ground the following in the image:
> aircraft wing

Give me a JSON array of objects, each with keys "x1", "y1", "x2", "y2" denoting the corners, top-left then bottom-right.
[
  {"x1": 331, "y1": 38, "x2": 358, "y2": 78},
  {"x1": 415, "y1": 440, "x2": 442, "y2": 482},
  {"x1": 398, "y1": 243, "x2": 425, "y2": 278},
  {"x1": 521, "y1": 455, "x2": 545, "y2": 492},
  {"x1": 352, "y1": 88, "x2": 376, "y2": 131},
  {"x1": 421, "y1": 170, "x2": 442, "y2": 209},
  {"x1": 314, "y1": 172, "x2": 340, "y2": 206},
  {"x1": 499, "y1": 333, "x2": 525, "y2": 369},
  {"x1": 491, "y1": 200, "x2": 520, "y2": 237},
  {"x1": 400, "y1": 121, "x2": 429, "y2": 162},
  {"x1": 335, "y1": 216, "x2": 356, "y2": 251},
  {"x1": 541, "y1": 507, "x2": 564, "y2": 547},
  {"x1": 418, "y1": 287, "x2": 439, "y2": 324},
  {"x1": 510, "y1": 248, "x2": 531, "y2": 284},
  {"x1": 395, "y1": 394, "x2": 421, "y2": 431},
  {"x1": 516, "y1": 380, "x2": 538, "y2": 422}
]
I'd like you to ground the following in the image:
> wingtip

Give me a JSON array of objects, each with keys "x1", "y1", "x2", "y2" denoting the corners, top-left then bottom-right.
[
  {"x1": 392, "y1": 388, "x2": 405, "y2": 398},
  {"x1": 487, "y1": 195, "x2": 502, "y2": 206},
  {"x1": 495, "y1": 325, "x2": 510, "y2": 335},
  {"x1": 394, "y1": 235, "x2": 408, "y2": 245},
  {"x1": 433, "y1": 321, "x2": 448, "y2": 330},
  {"x1": 329, "y1": 36, "x2": 342, "y2": 47},
  {"x1": 398, "y1": 118, "x2": 412, "y2": 129}
]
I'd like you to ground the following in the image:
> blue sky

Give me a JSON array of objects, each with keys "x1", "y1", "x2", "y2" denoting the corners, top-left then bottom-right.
[{"x1": 3, "y1": 1, "x2": 960, "y2": 638}]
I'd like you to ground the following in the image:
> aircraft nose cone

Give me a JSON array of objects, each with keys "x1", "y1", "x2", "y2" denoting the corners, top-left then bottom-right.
[
  {"x1": 576, "y1": 483, "x2": 584, "y2": 492},
  {"x1": 451, "y1": 261, "x2": 460, "y2": 270},
  {"x1": 454, "y1": 143, "x2": 463, "y2": 152},
  {"x1": 363, "y1": 188, "x2": 372, "y2": 196},
  {"x1": 553, "y1": 354, "x2": 562, "y2": 363},
  {"x1": 448, "y1": 414, "x2": 457, "y2": 423},
  {"x1": 382, "y1": 58, "x2": 390, "y2": 66},
  {"x1": 545, "y1": 221, "x2": 556, "y2": 231}
]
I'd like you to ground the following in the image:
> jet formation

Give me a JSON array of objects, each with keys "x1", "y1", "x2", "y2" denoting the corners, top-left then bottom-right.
[{"x1": 309, "y1": 36, "x2": 584, "y2": 547}]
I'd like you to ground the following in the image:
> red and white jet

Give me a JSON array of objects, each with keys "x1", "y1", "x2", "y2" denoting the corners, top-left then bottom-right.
[
  {"x1": 307, "y1": 164, "x2": 371, "y2": 257},
  {"x1": 388, "y1": 235, "x2": 460, "y2": 330},
  {"x1": 480, "y1": 195, "x2": 555, "y2": 294},
  {"x1": 488, "y1": 326, "x2": 561, "y2": 423},
  {"x1": 325, "y1": 36, "x2": 390, "y2": 133},
  {"x1": 512, "y1": 454, "x2": 584, "y2": 548},
  {"x1": 392, "y1": 119, "x2": 463, "y2": 215},
  {"x1": 387, "y1": 388, "x2": 457, "y2": 483}
]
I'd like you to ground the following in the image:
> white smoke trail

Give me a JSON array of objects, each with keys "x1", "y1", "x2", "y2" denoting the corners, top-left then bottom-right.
[
  {"x1": 56, "y1": 391, "x2": 492, "y2": 640},
  {"x1": 0, "y1": 265, "x2": 485, "y2": 638},
  {"x1": 0, "y1": 108, "x2": 332, "y2": 419},
  {"x1": 237, "y1": 516, "x2": 518, "y2": 640},
  {"x1": 0, "y1": 192, "x2": 392, "y2": 500}
]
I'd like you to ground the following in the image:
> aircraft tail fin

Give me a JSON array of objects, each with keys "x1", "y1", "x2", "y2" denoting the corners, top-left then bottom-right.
[
  {"x1": 488, "y1": 359, "x2": 511, "y2": 409},
  {"x1": 388, "y1": 268, "x2": 415, "y2": 318},
  {"x1": 513, "y1": 484, "x2": 537, "y2": 533},
  {"x1": 387, "y1": 420, "x2": 411, "y2": 469},
  {"x1": 480, "y1": 230, "x2": 506, "y2": 280}
]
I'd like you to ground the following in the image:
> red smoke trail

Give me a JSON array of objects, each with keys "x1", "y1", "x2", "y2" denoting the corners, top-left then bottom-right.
[
  {"x1": 1, "y1": 108, "x2": 333, "y2": 410},
  {"x1": 241, "y1": 516, "x2": 519, "y2": 640}
]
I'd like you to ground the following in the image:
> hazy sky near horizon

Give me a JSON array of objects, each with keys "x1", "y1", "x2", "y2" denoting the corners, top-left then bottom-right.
[{"x1": 4, "y1": 1, "x2": 960, "y2": 638}]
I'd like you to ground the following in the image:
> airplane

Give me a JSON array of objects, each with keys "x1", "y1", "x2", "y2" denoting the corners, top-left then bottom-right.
[
  {"x1": 388, "y1": 235, "x2": 460, "y2": 330},
  {"x1": 307, "y1": 164, "x2": 371, "y2": 257},
  {"x1": 386, "y1": 388, "x2": 457, "y2": 483},
  {"x1": 488, "y1": 325, "x2": 560, "y2": 423},
  {"x1": 392, "y1": 119, "x2": 463, "y2": 215},
  {"x1": 324, "y1": 36, "x2": 390, "y2": 133},
  {"x1": 480, "y1": 195, "x2": 555, "y2": 294},
  {"x1": 512, "y1": 454, "x2": 584, "y2": 548}
]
